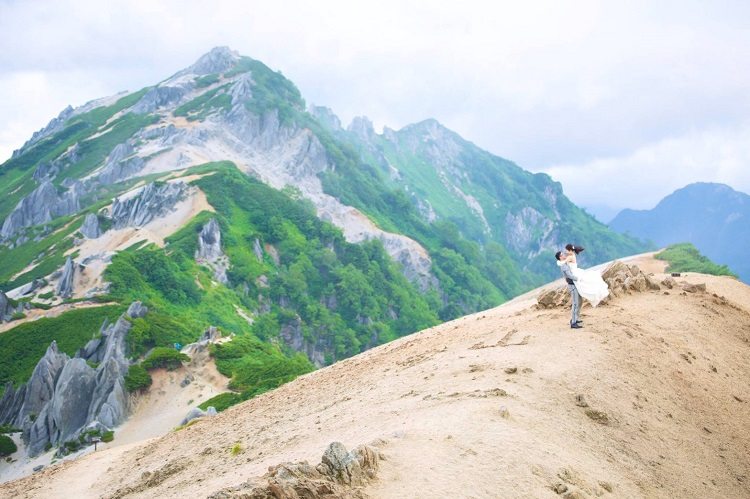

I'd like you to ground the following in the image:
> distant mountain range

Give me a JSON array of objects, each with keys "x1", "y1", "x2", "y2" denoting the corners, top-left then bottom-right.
[{"x1": 610, "y1": 182, "x2": 749, "y2": 282}]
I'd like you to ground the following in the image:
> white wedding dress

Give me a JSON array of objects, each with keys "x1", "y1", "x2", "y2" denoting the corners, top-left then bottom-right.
[{"x1": 566, "y1": 261, "x2": 609, "y2": 307}]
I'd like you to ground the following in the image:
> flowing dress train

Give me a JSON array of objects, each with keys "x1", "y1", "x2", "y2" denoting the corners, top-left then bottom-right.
[{"x1": 568, "y1": 262, "x2": 609, "y2": 307}]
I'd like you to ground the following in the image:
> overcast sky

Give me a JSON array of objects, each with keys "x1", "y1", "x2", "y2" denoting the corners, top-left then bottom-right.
[{"x1": 1, "y1": 0, "x2": 749, "y2": 221}]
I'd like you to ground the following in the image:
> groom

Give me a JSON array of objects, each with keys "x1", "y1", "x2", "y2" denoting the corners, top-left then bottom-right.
[{"x1": 555, "y1": 250, "x2": 583, "y2": 329}]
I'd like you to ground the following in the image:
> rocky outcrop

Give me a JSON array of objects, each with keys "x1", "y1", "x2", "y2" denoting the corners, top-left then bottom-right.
[
  {"x1": 504, "y1": 207, "x2": 556, "y2": 255},
  {"x1": 110, "y1": 181, "x2": 187, "y2": 229},
  {"x1": 348, "y1": 116, "x2": 376, "y2": 143},
  {"x1": 131, "y1": 86, "x2": 186, "y2": 114},
  {"x1": 536, "y1": 262, "x2": 665, "y2": 308},
  {"x1": 0, "y1": 302, "x2": 146, "y2": 456},
  {"x1": 55, "y1": 256, "x2": 76, "y2": 298},
  {"x1": 207, "y1": 441, "x2": 382, "y2": 499},
  {"x1": 311, "y1": 106, "x2": 343, "y2": 131},
  {"x1": 97, "y1": 142, "x2": 145, "y2": 184},
  {"x1": 195, "y1": 218, "x2": 229, "y2": 284},
  {"x1": 33, "y1": 143, "x2": 80, "y2": 182},
  {"x1": 80, "y1": 213, "x2": 101, "y2": 239},
  {"x1": 0, "y1": 180, "x2": 82, "y2": 240},
  {"x1": 279, "y1": 315, "x2": 329, "y2": 367},
  {"x1": 179, "y1": 406, "x2": 217, "y2": 426},
  {"x1": 0, "y1": 291, "x2": 16, "y2": 322}
]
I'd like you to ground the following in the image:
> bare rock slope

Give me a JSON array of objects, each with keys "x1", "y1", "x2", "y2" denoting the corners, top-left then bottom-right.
[{"x1": 2, "y1": 255, "x2": 749, "y2": 498}]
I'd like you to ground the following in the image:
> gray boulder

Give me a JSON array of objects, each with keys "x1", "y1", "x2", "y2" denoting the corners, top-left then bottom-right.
[
  {"x1": 180, "y1": 407, "x2": 207, "y2": 426},
  {"x1": 110, "y1": 182, "x2": 187, "y2": 229},
  {"x1": 56, "y1": 256, "x2": 76, "y2": 299},
  {"x1": 80, "y1": 213, "x2": 101, "y2": 238}
]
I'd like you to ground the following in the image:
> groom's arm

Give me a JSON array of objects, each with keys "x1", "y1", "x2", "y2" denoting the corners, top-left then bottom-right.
[{"x1": 561, "y1": 265, "x2": 578, "y2": 282}]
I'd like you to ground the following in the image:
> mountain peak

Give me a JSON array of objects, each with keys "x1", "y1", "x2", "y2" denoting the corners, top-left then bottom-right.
[{"x1": 184, "y1": 46, "x2": 240, "y2": 76}]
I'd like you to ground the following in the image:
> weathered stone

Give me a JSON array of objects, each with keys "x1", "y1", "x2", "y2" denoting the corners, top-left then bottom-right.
[
  {"x1": 17, "y1": 342, "x2": 68, "y2": 426},
  {"x1": 661, "y1": 276, "x2": 676, "y2": 289},
  {"x1": 131, "y1": 86, "x2": 186, "y2": 114},
  {"x1": 47, "y1": 359, "x2": 97, "y2": 448},
  {"x1": 55, "y1": 256, "x2": 76, "y2": 298},
  {"x1": 682, "y1": 282, "x2": 706, "y2": 293},
  {"x1": 1, "y1": 180, "x2": 81, "y2": 240},
  {"x1": 110, "y1": 182, "x2": 187, "y2": 229},
  {"x1": 180, "y1": 407, "x2": 207, "y2": 426},
  {"x1": 195, "y1": 219, "x2": 230, "y2": 284},
  {"x1": 644, "y1": 275, "x2": 661, "y2": 291},
  {"x1": 207, "y1": 441, "x2": 382, "y2": 498}
]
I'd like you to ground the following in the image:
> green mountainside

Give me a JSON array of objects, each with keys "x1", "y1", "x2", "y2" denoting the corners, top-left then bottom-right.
[{"x1": 0, "y1": 47, "x2": 647, "y2": 410}]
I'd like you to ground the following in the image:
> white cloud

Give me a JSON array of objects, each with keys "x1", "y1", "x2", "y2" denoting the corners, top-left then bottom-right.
[
  {"x1": 1, "y1": 0, "x2": 749, "y2": 213},
  {"x1": 541, "y1": 124, "x2": 750, "y2": 214}
]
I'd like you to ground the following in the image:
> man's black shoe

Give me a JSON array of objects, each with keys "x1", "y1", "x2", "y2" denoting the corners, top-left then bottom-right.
[
  {"x1": 570, "y1": 323, "x2": 583, "y2": 329},
  {"x1": 576, "y1": 320, "x2": 583, "y2": 325}
]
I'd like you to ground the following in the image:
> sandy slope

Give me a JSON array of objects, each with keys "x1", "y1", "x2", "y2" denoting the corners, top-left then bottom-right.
[{"x1": 2, "y1": 255, "x2": 749, "y2": 498}]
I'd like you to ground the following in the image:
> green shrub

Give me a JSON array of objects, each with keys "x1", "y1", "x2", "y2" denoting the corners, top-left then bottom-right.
[
  {"x1": 101, "y1": 430, "x2": 114, "y2": 443},
  {"x1": 197, "y1": 392, "x2": 243, "y2": 412},
  {"x1": 124, "y1": 364, "x2": 152, "y2": 392},
  {"x1": 0, "y1": 435, "x2": 17, "y2": 456},
  {"x1": 0, "y1": 425, "x2": 21, "y2": 434},
  {"x1": 656, "y1": 243, "x2": 737, "y2": 277},
  {"x1": 142, "y1": 347, "x2": 190, "y2": 371},
  {"x1": 10, "y1": 312, "x2": 26, "y2": 321},
  {"x1": 195, "y1": 74, "x2": 220, "y2": 88}
]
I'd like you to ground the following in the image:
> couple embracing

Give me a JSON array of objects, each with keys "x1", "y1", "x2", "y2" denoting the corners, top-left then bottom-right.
[{"x1": 555, "y1": 244, "x2": 609, "y2": 329}]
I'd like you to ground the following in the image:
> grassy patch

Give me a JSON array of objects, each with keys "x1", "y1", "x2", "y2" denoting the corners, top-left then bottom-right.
[
  {"x1": 142, "y1": 347, "x2": 190, "y2": 371},
  {"x1": 656, "y1": 243, "x2": 737, "y2": 277},
  {"x1": 124, "y1": 364, "x2": 152, "y2": 392}
]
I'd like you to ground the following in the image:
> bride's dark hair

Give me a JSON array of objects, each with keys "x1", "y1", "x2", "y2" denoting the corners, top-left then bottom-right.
[{"x1": 565, "y1": 243, "x2": 584, "y2": 254}]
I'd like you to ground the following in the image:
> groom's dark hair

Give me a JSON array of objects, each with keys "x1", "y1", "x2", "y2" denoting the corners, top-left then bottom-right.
[{"x1": 555, "y1": 251, "x2": 563, "y2": 261}]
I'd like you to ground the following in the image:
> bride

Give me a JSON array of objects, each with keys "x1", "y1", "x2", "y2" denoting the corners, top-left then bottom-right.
[{"x1": 558, "y1": 245, "x2": 609, "y2": 307}]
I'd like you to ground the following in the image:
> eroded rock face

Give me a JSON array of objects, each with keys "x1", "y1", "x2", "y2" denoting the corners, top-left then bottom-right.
[
  {"x1": 195, "y1": 218, "x2": 230, "y2": 284},
  {"x1": 110, "y1": 181, "x2": 187, "y2": 229},
  {"x1": 97, "y1": 142, "x2": 145, "y2": 185},
  {"x1": 0, "y1": 302, "x2": 146, "y2": 456},
  {"x1": 207, "y1": 441, "x2": 382, "y2": 499},
  {"x1": 0, "y1": 180, "x2": 81, "y2": 240},
  {"x1": 131, "y1": 86, "x2": 186, "y2": 115}
]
